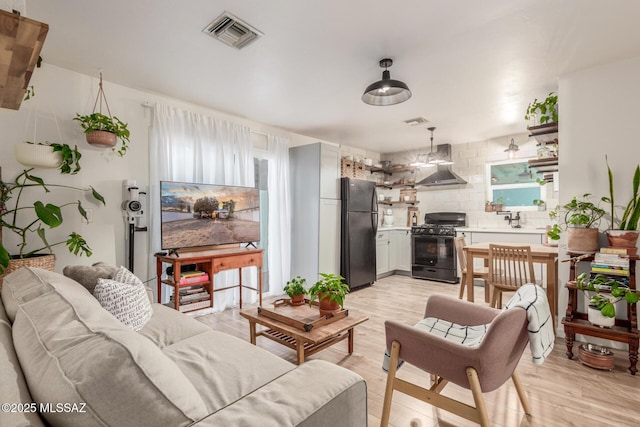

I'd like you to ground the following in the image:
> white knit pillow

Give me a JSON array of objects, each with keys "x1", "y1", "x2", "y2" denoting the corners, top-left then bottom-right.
[{"x1": 94, "y1": 272, "x2": 152, "y2": 331}]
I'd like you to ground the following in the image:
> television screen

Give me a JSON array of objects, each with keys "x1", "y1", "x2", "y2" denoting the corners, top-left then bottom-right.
[{"x1": 160, "y1": 181, "x2": 260, "y2": 250}]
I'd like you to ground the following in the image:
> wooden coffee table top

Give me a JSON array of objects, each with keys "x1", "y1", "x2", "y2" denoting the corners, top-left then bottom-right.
[{"x1": 240, "y1": 302, "x2": 369, "y2": 345}]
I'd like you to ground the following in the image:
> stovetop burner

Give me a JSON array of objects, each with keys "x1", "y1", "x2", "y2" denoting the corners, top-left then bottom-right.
[{"x1": 411, "y1": 224, "x2": 456, "y2": 236}]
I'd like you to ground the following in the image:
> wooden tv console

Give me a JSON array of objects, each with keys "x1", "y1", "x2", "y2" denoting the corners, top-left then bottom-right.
[{"x1": 155, "y1": 247, "x2": 263, "y2": 312}]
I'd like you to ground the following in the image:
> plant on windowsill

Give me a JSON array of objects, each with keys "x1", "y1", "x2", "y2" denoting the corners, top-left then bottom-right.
[
  {"x1": 546, "y1": 193, "x2": 605, "y2": 253},
  {"x1": 283, "y1": 276, "x2": 307, "y2": 306},
  {"x1": 601, "y1": 155, "x2": 640, "y2": 249},
  {"x1": 308, "y1": 273, "x2": 350, "y2": 316},
  {"x1": 0, "y1": 169, "x2": 105, "y2": 277},
  {"x1": 576, "y1": 272, "x2": 640, "y2": 327}
]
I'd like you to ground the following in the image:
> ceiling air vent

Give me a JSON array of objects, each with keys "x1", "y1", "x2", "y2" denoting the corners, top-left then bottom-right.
[
  {"x1": 403, "y1": 117, "x2": 429, "y2": 126},
  {"x1": 202, "y1": 11, "x2": 263, "y2": 50}
]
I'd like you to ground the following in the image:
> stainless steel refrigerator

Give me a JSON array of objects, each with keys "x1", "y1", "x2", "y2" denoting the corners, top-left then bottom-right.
[{"x1": 340, "y1": 177, "x2": 378, "y2": 289}]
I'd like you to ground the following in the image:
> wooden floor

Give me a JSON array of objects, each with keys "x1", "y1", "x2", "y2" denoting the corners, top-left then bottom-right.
[{"x1": 196, "y1": 275, "x2": 640, "y2": 427}]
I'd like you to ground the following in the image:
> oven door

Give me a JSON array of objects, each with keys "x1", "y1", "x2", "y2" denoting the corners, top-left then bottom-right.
[{"x1": 411, "y1": 234, "x2": 456, "y2": 270}]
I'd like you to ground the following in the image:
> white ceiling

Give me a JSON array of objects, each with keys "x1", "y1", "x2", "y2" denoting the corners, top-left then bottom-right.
[{"x1": 25, "y1": 0, "x2": 640, "y2": 153}]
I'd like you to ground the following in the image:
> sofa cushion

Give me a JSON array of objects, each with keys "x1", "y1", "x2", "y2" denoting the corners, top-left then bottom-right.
[
  {"x1": 1, "y1": 267, "x2": 56, "y2": 323},
  {"x1": 138, "y1": 303, "x2": 211, "y2": 348},
  {"x1": 0, "y1": 301, "x2": 47, "y2": 427},
  {"x1": 11, "y1": 271, "x2": 208, "y2": 427},
  {"x1": 62, "y1": 262, "x2": 119, "y2": 294},
  {"x1": 161, "y1": 329, "x2": 295, "y2": 413},
  {"x1": 192, "y1": 360, "x2": 367, "y2": 427},
  {"x1": 94, "y1": 278, "x2": 152, "y2": 331}
]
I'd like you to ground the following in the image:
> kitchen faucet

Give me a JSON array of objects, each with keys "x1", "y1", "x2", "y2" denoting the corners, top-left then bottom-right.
[{"x1": 504, "y1": 211, "x2": 521, "y2": 228}]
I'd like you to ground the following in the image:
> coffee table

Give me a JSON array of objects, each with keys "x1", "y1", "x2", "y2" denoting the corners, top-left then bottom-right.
[{"x1": 240, "y1": 301, "x2": 369, "y2": 365}]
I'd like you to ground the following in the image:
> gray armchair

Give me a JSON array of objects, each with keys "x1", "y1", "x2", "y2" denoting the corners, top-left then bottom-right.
[{"x1": 381, "y1": 294, "x2": 532, "y2": 427}]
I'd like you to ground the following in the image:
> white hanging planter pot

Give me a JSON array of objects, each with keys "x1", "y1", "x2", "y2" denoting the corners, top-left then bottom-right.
[
  {"x1": 13, "y1": 143, "x2": 62, "y2": 169},
  {"x1": 86, "y1": 130, "x2": 117, "y2": 148},
  {"x1": 587, "y1": 307, "x2": 615, "y2": 328}
]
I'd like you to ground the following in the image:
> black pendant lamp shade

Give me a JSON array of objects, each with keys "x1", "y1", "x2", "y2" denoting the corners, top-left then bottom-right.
[{"x1": 362, "y1": 58, "x2": 412, "y2": 106}]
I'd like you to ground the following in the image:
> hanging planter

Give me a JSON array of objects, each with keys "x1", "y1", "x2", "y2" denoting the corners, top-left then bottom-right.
[
  {"x1": 74, "y1": 72, "x2": 130, "y2": 156},
  {"x1": 14, "y1": 142, "x2": 62, "y2": 169}
]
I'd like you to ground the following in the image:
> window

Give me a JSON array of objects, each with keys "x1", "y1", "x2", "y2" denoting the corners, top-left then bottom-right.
[
  {"x1": 486, "y1": 159, "x2": 544, "y2": 211},
  {"x1": 254, "y1": 154, "x2": 270, "y2": 292}
]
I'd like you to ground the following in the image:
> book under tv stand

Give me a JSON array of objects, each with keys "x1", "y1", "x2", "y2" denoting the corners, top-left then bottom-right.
[{"x1": 156, "y1": 247, "x2": 263, "y2": 312}]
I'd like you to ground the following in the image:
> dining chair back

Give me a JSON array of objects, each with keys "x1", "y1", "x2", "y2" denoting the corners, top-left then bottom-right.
[
  {"x1": 454, "y1": 236, "x2": 489, "y2": 300},
  {"x1": 488, "y1": 244, "x2": 535, "y2": 308}
]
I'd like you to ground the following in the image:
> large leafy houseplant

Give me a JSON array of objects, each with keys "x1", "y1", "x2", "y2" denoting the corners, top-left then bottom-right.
[
  {"x1": 602, "y1": 156, "x2": 640, "y2": 230},
  {"x1": 0, "y1": 169, "x2": 105, "y2": 274}
]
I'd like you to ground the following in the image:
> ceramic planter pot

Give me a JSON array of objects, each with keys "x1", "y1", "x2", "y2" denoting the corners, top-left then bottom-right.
[
  {"x1": 318, "y1": 293, "x2": 341, "y2": 316},
  {"x1": 86, "y1": 130, "x2": 117, "y2": 148},
  {"x1": 13, "y1": 143, "x2": 62, "y2": 169},
  {"x1": 605, "y1": 229, "x2": 639, "y2": 248},
  {"x1": 587, "y1": 307, "x2": 615, "y2": 328},
  {"x1": 290, "y1": 294, "x2": 305, "y2": 306},
  {"x1": 566, "y1": 227, "x2": 599, "y2": 253}
]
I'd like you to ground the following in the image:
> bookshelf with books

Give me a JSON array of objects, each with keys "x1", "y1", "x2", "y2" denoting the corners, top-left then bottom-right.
[
  {"x1": 562, "y1": 250, "x2": 639, "y2": 375},
  {"x1": 155, "y1": 247, "x2": 264, "y2": 313}
]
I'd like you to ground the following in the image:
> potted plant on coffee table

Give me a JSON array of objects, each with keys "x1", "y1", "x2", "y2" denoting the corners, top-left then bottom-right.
[
  {"x1": 601, "y1": 156, "x2": 640, "y2": 249},
  {"x1": 0, "y1": 169, "x2": 105, "y2": 278},
  {"x1": 547, "y1": 193, "x2": 605, "y2": 253},
  {"x1": 283, "y1": 276, "x2": 307, "y2": 306},
  {"x1": 308, "y1": 273, "x2": 350, "y2": 316},
  {"x1": 577, "y1": 272, "x2": 640, "y2": 327}
]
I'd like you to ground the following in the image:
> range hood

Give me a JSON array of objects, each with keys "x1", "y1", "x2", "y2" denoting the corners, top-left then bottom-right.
[{"x1": 416, "y1": 144, "x2": 467, "y2": 186}]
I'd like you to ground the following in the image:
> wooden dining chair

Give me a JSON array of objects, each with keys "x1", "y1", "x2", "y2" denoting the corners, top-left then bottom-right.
[
  {"x1": 487, "y1": 244, "x2": 535, "y2": 308},
  {"x1": 454, "y1": 236, "x2": 489, "y2": 300}
]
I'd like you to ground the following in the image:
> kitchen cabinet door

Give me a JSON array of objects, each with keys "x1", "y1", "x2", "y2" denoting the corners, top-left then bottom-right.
[
  {"x1": 376, "y1": 231, "x2": 390, "y2": 276},
  {"x1": 395, "y1": 229, "x2": 411, "y2": 272}
]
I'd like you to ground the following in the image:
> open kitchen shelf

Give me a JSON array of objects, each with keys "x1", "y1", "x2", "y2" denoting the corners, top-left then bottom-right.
[
  {"x1": 376, "y1": 183, "x2": 416, "y2": 189},
  {"x1": 527, "y1": 123, "x2": 558, "y2": 145},
  {"x1": 378, "y1": 200, "x2": 420, "y2": 206},
  {"x1": 370, "y1": 165, "x2": 417, "y2": 175}
]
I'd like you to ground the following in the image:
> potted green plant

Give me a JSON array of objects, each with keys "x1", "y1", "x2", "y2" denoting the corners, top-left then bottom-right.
[
  {"x1": 14, "y1": 141, "x2": 82, "y2": 175},
  {"x1": 524, "y1": 92, "x2": 558, "y2": 126},
  {"x1": 601, "y1": 156, "x2": 640, "y2": 248},
  {"x1": 0, "y1": 169, "x2": 105, "y2": 277},
  {"x1": 283, "y1": 275, "x2": 307, "y2": 306},
  {"x1": 74, "y1": 112, "x2": 130, "y2": 157},
  {"x1": 308, "y1": 273, "x2": 350, "y2": 316},
  {"x1": 547, "y1": 193, "x2": 605, "y2": 253},
  {"x1": 577, "y1": 272, "x2": 640, "y2": 327}
]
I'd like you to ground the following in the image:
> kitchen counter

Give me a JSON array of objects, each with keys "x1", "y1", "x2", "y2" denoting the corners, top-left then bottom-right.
[
  {"x1": 456, "y1": 227, "x2": 547, "y2": 234},
  {"x1": 378, "y1": 226, "x2": 411, "y2": 231}
]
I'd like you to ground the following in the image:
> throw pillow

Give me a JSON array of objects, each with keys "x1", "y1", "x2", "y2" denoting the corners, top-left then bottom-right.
[
  {"x1": 94, "y1": 278, "x2": 152, "y2": 331},
  {"x1": 62, "y1": 262, "x2": 119, "y2": 294}
]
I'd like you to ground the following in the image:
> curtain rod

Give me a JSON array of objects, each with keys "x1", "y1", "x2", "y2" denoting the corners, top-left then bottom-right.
[{"x1": 141, "y1": 102, "x2": 267, "y2": 136}]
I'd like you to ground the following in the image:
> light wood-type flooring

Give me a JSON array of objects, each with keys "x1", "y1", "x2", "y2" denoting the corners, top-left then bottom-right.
[{"x1": 196, "y1": 274, "x2": 640, "y2": 427}]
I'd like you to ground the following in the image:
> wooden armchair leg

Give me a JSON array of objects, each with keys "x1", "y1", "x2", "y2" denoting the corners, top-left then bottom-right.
[
  {"x1": 380, "y1": 341, "x2": 401, "y2": 427},
  {"x1": 466, "y1": 367, "x2": 491, "y2": 427},
  {"x1": 511, "y1": 372, "x2": 532, "y2": 417}
]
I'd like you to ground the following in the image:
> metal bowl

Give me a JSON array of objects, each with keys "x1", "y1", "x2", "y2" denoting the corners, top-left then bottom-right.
[{"x1": 578, "y1": 344, "x2": 614, "y2": 370}]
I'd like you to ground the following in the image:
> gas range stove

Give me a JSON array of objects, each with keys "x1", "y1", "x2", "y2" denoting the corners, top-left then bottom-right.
[{"x1": 411, "y1": 224, "x2": 457, "y2": 236}]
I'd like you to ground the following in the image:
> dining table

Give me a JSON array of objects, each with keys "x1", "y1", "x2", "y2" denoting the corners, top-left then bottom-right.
[{"x1": 463, "y1": 242, "x2": 559, "y2": 328}]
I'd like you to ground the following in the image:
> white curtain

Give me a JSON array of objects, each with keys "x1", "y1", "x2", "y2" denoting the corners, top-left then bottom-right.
[
  {"x1": 266, "y1": 133, "x2": 291, "y2": 296},
  {"x1": 148, "y1": 103, "x2": 255, "y2": 311}
]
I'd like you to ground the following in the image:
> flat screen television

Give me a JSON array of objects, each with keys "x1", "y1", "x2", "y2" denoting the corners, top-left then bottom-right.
[{"x1": 160, "y1": 181, "x2": 260, "y2": 251}]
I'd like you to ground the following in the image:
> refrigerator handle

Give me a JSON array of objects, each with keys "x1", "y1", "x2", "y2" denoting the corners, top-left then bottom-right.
[
  {"x1": 372, "y1": 188, "x2": 378, "y2": 213},
  {"x1": 372, "y1": 212, "x2": 379, "y2": 234}
]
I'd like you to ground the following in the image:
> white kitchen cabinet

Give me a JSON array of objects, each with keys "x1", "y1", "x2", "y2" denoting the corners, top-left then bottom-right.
[
  {"x1": 376, "y1": 230, "x2": 390, "y2": 276},
  {"x1": 392, "y1": 229, "x2": 411, "y2": 272},
  {"x1": 290, "y1": 143, "x2": 341, "y2": 284}
]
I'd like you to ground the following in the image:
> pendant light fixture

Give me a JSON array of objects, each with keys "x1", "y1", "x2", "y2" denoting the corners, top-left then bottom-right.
[
  {"x1": 362, "y1": 58, "x2": 412, "y2": 106},
  {"x1": 504, "y1": 138, "x2": 520, "y2": 159}
]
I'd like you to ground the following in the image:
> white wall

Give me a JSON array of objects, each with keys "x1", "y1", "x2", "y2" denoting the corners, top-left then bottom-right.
[
  {"x1": 0, "y1": 63, "x2": 337, "y2": 281},
  {"x1": 558, "y1": 54, "x2": 640, "y2": 340}
]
